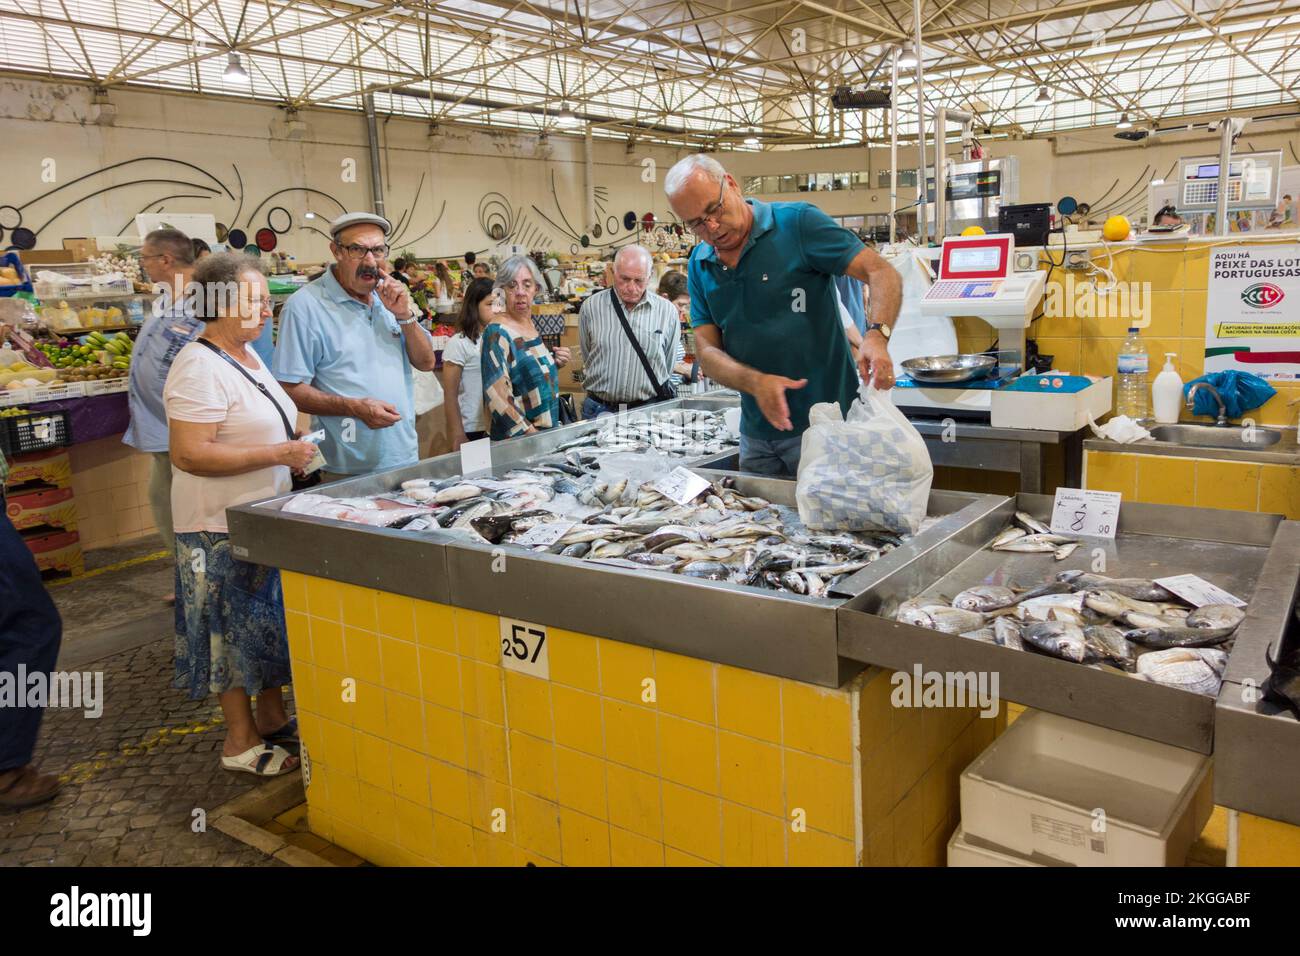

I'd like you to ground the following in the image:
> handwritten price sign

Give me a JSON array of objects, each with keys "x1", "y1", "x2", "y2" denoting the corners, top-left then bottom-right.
[{"x1": 1050, "y1": 488, "x2": 1121, "y2": 539}]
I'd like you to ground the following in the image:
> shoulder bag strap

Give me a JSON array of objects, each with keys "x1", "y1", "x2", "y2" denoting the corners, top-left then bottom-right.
[
  {"x1": 607, "y1": 289, "x2": 665, "y2": 395},
  {"x1": 196, "y1": 338, "x2": 296, "y2": 441}
]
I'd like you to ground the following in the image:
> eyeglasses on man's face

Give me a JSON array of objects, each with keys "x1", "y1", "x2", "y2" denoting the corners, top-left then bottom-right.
[
  {"x1": 683, "y1": 179, "x2": 727, "y2": 232},
  {"x1": 340, "y1": 243, "x2": 390, "y2": 260}
]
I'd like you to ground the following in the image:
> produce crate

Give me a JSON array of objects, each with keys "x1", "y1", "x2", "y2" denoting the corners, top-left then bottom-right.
[
  {"x1": 82, "y1": 378, "x2": 129, "y2": 396},
  {"x1": 6, "y1": 447, "x2": 72, "y2": 490},
  {"x1": 0, "y1": 409, "x2": 71, "y2": 456}
]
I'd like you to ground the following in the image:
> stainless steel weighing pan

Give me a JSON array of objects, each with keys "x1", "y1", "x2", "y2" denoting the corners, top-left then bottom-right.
[
  {"x1": 836, "y1": 493, "x2": 1285, "y2": 753},
  {"x1": 901, "y1": 353, "x2": 998, "y2": 384}
]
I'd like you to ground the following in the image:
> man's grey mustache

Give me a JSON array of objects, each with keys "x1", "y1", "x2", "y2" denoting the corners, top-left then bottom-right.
[{"x1": 356, "y1": 265, "x2": 383, "y2": 279}]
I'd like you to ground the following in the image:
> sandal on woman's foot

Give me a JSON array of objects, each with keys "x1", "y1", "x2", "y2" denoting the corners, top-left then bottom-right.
[
  {"x1": 221, "y1": 743, "x2": 299, "y2": 777},
  {"x1": 0, "y1": 765, "x2": 63, "y2": 811},
  {"x1": 262, "y1": 717, "x2": 298, "y2": 749}
]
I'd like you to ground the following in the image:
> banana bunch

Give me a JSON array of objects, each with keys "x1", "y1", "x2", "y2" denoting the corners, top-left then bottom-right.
[{"x1": 86, "y1": 331, "x2": 134, "y2": 369}]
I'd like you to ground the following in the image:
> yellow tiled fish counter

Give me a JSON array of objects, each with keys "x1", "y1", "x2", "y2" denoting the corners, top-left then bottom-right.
[{"x1": 279, "y1": 571, "x2": 1003, "y2": 867}]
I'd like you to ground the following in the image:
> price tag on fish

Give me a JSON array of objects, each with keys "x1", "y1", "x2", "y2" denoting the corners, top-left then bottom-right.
[
  {"x1": 1153, "y1": 574, "x2": 1247, "y2": 608},
  {"x1": 459, "y1": 437, "x2": 492, "y2": 476},
  {"x1": 512, "y1": 520, "x2": 576, "y2": 549},
  {"x1": 1049, "y1": 488, "x2": 1121, "y2": 539},
  {"x1": 650, "y1": 467, "x2": 711, "y2": 506}
]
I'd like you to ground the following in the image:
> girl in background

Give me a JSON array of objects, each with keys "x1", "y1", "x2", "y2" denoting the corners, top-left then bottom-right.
[{"x1": 444, "y1": 277, "x2": 493, "y2": 451}]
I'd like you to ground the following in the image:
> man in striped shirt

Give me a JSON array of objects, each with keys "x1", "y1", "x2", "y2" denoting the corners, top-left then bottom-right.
[{"x1": 579, "y1": 245, "x2": 685, "y2": 418}]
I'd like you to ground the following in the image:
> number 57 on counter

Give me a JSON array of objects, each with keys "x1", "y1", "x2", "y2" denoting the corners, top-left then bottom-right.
[{"x1": 499, "y1": 618, "x2": 550, "y2": 679}]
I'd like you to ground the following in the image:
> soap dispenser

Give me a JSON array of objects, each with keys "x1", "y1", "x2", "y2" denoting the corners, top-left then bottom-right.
[{"x1": 1152, "y1": 353, "x2": 1183, "y2": 424}]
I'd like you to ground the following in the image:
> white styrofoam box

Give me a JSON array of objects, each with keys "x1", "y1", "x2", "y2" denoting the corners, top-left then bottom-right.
[
  {"x1": 991, "y1": 375, "x2": 1113, "y2": 431},
  {"x1": 960, "y1": 709, "x2": 1212, "y2": 867},
  {"x1": 947, "y1": 825, "x2": 1073, "y2": 867}
]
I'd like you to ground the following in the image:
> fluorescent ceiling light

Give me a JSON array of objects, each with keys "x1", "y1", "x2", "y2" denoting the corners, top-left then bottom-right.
[
  {"x1": 224, "y1": 52, "x2": 249, "y2": 84},
  {"x1": 744, "y1": 136, "x2": 760, "y2": 145},
  {"x1": 1150, "y1": 178, "x2": 1165, "y2": 186}
]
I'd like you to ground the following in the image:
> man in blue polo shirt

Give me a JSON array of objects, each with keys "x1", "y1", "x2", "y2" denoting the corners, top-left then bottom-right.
[
  {"x1": 665, "y1": 155, "x2": 902, "y2": 477},
  {"x1": 273, "y1": 212, "x2": 437, "y2": 480}
]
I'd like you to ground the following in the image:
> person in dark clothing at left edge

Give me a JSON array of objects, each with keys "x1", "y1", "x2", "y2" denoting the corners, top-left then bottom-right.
[{"x1": 0, "y1": 498, "x2": 64, "y2": 809}]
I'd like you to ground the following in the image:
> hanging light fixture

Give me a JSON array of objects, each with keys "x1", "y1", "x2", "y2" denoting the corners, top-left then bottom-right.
[
  {"x1": 897, "y1": 44, "x2": 918, "y2": 69},
  {"x1": 224, "y1": 51, "x2": 250, "y2": 84},
  {"x1": 556, "y1": 101, "x2": 578, "y2": 127},
  {"x1": 1117, "y1": 112, "x2": 1132, "y2": 129},
  {"x1": 1036, "y1": 86, "x2": 1051, "y2": 103}
]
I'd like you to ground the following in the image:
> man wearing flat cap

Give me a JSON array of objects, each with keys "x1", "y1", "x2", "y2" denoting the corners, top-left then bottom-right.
[{"x1": 273, "y1": 212, "x2": 437, "y2": 480}]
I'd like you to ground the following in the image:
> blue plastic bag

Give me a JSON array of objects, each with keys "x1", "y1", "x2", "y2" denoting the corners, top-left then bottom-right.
[{"x1": 1183, "y1": 370, "x2": 1277, "y2": 419}]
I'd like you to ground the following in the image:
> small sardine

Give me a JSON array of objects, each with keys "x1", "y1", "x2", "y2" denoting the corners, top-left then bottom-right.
[
  {"x1": 1054, "y1": 542, "x2": 1080, "y2": 561},
  {"x1": 1083, "y1": 625, "x2": 1136, "y2": 670},
  {"x1": 1014, "y1": 511, "x2": 1054, "y2": 535},
  {"x1": 1020, "y1": 621, "x2": 1088, "y2": 662},
  {"x1": 993, "y1": 617, "x2": 1024, "y2": 651},
  {"x1": 1186, "y1": 604, "x2": 1246, "y2": 630},
  {"x1": 953, "y1": 585, "x2": 1018, "y2": 613},
  {"x1": 994, "y1": 533, "x2": 1075, "y2": 553},
  {"x1": 1057, "y1": 571, "x2": 1178, "y2": 602},
  {"x1": 1123, "y1": 623, "x2": 1238, "y2": 649},
  {"x1": 991, "y1": 527, "x2": 1027, "y2": 548}
]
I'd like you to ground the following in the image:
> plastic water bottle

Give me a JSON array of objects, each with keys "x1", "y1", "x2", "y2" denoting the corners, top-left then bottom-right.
[{"x1": 1116, "y1": 327, "x2": 1150, "y2": 421}]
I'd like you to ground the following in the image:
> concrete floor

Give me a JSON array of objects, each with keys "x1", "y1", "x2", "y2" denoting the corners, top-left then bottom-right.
[{"x1": 1, "y1": 534, "x2": 289, "y2": 866}]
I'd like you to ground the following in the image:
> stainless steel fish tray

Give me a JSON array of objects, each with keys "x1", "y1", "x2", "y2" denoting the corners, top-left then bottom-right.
[
  {"x1": 229, "y1": 450, "x2": 1004, "y2": 686},
  {"x1": 1214, "y1": 519, "x2": 1300, "y2": 823},
  {"x1": 835, "y1": 493, "x2": 1285, "y2": 754}
]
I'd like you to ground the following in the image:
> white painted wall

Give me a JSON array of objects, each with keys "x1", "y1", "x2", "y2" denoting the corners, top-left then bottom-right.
[
  {"x1": 3, "y1": 76, "x2": 1298, "y2": 252},
  {"x1": 0, "y1": 77, "x2": 690, "y2": 261}
]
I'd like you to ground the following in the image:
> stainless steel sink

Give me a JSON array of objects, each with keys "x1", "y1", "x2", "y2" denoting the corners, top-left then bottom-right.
[{"x1": 1149, "y1": 424, "x2": 1283, "y2": 448}]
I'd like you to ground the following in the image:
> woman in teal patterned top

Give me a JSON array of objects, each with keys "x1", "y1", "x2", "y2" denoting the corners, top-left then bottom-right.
[{"x1": 481, "y1": 255, "x2": 571, "y2": 440}]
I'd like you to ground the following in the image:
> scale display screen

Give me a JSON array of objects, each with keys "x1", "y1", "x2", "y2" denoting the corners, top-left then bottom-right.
[
  {"x1": 948, "y1": 247, "x2": 1003, "y2": 274},
  {"x1": 937, "y1": 234, "x2": 1013, "y2": 281}
]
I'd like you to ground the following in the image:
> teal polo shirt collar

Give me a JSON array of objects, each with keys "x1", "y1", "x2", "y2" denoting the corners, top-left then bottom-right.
[{"x1": 697, "y1": 198, "x2": 774, "y2": 266}]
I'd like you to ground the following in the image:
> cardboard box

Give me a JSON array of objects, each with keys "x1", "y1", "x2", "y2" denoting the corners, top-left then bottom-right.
[
  {"x1": 947, "y1": 825, "x2": 1070, "y2": 867},
  {"x1": 25, "y1": 528, "x2": 83, "y2": 579},
  {"x1": 7, "y1": 486, "x2": 77, "y2": 533},
  {"x1": 960, "y1": 709, "x2": 1213, "y2": 866},
  {"x1": 61, "y1": 238, "x2": 99, "y2": 262},
  {"x1": 6, "y1": 447, "x2": 72, "y2": 490}
]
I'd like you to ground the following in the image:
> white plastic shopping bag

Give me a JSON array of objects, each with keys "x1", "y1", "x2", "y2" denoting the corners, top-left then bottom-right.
[
  {"x1": 412, "y1": 368, "x2": 445, "y2": 416},
  {"x1": 796, "y1": 386, "x2": 934, "y2": 534}
]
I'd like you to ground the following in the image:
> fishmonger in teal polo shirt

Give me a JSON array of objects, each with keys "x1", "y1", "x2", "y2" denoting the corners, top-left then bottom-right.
[{"x1": 669, "y1": 156, "x2": 902, "y2": 477}]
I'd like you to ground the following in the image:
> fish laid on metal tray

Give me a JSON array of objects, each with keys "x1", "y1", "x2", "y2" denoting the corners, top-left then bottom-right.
[
  {"x1": 280, "y1": 432, "x2": 908, "y2": 595},
  {"x1": 894, "y1": 564, "x2": 1247, "y2": 697},
  {"x1": 553, "y1": 408, "x2": 736, "y2": 458}
]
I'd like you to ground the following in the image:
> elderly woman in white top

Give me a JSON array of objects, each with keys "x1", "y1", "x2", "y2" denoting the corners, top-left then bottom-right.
[{"x1": 165, "y1": 252, "x2": 318, "y2": 776}]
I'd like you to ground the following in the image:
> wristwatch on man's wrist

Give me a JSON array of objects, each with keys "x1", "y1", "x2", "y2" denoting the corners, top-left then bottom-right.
[
  {"x1": 396, "y1": 314, "x2": 418, "y2": 327},
  {"x1": 865, "y1": 321, "x2": 891, "y2": 340}
]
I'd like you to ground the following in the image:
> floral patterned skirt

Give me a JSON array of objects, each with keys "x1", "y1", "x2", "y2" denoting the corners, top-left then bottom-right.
[{"x1": 173, "y1": 531, "x2": 291, "y2": 700}]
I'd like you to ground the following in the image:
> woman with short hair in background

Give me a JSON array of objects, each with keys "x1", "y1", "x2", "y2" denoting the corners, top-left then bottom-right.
[
  {"x1": 165, "y1": 251, "x2": 318, "y2": 776},
  {"x1": 480, "y1": 256, "x2": 570, "y2": 439}
]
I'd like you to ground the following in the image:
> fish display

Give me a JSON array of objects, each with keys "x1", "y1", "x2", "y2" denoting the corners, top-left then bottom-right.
[
  {"x1": 988, "y1": 512, "x2": 1079, "y2": 560},
  {"x1": 280, "y1": 447, "x2": 910, "y2": 594},
  {"x1": 893, "y1": 567, "x2": 1247, "y2": 696},
  {"x1": 554, "y1": 408, "x2": 736, "y2": 457}
]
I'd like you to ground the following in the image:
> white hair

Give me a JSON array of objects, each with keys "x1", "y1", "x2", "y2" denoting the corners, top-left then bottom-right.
[
  {"x1": 664, "y1": 154, "x2": 726, "y2": 198},
  {"x1": 613, "y1": 244, "x2": 653, "y2": 278}
]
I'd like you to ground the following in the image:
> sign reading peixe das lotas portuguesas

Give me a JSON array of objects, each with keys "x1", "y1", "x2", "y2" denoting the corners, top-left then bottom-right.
[{"x1": 1206, "y1": 244, "x2": 1300, "y2": 381}]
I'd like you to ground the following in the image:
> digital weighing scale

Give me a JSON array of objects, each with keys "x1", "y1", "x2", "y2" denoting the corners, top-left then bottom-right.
[{"x1": 896, "y1": 233, "x2": 1112, "y2": 428}]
